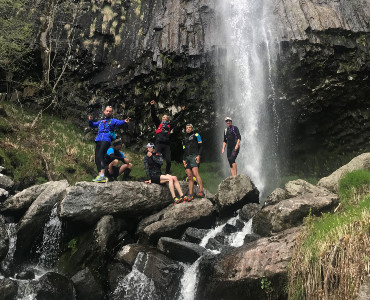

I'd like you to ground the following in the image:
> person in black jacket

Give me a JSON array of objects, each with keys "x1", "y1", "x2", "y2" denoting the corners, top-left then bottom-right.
[
  {"x1": 105, "y1": 139, "x2": 132, "y2": 181},
  {"x1": 150, "y1": 100, "x2": 185, "y2": 174},
  {"x1": 144, "y1": 143, "x2": 185, "y2": 204},
  {"x1": 182, "y1": 124, "x2": 205, "y2": 201},
  {"x1": 222, "y1": 117, "x2": 241, "y2": 177}
]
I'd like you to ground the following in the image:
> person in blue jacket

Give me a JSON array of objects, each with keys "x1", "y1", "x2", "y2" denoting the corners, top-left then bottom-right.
[{"x1": 88, "y1": 105, "x2": 130, "y2": 182}]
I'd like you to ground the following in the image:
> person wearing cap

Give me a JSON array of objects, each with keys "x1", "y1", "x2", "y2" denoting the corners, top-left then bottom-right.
[
  {"x1": 150, "y1": 100, "x2": 185, "y2": 174},
  {"x1": 144, "y1": 143, "x2": 185, "y2": 204},
  {"x1": 182, "y1": 124, "x2": 205, "y2": 201},
  {"x1": 105, "y1": 139, "x2": 132, "y2": 181},
  {"x1": 88, "y1": 106, "x2": 130, "y2": 183},
  {"x1": 222, "y1": 117, "x2": 241, "y2": 177}
]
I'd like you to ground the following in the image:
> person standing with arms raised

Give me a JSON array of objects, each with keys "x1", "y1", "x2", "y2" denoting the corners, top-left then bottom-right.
[
  {"x1": 150, "y1": 100, "x2": 185, "y2": 174},
  {"x1": 222, "y1": 117, "x2": 241, "y2": 177},
  {"x1": 88, "y1": 106, "x2": 130, "y2": 183}
]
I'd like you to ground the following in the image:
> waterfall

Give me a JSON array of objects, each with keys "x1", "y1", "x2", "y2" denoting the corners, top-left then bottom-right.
[
  {"x1": 37, "y1": 203, "x2": 63, "y2": 269},
  {"x1": 1, "y1": 223, "x2": 17, "y2": 274},
  {"x1": 217, "y1": 0, "x2": 278, "y2": 195},
  {"x1": 179, "y1": 213, "x2": 253, "y2": 300},
  {"x1": 112, "y1": 252, "x2": 160, "y2": 300}
]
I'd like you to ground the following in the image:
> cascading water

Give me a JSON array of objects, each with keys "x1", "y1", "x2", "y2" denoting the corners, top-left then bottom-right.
[
  {"x1": 178, "y1": 213, "x2": 253, "y2": 300},
  {"x1": 112, "y1": 252, "x2": 160, "y2": 300},
  {"x1": 1, "y1": 223, "x2": 17, "y2": 274},
  {"x1": 216, "y1": 0, "x2": 278, "y2": 195},
  {"x1": 37, "y1": 203, "x2": 63, "y2": 269}
]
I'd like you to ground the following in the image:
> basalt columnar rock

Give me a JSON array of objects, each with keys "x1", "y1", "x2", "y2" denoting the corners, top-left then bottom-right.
[{"x1": 273, "y1": 0, "x2": 370, "y2": 174}]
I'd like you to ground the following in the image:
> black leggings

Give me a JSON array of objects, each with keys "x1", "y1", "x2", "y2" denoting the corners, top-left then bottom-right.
[
  {"x1": 227, "y1": 147, "x2": 239, "y2": 168},
  {"x1": 156, "y1": 143, "x2": 171, "y2": 174},
  {"x1": 95, "y1": 141, "x2": 111, "y2": 172}
]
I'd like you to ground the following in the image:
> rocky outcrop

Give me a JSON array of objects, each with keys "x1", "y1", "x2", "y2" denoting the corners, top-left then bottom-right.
[
  {"x1": 318, "y1": 152, "x2": 370, "y2": 192},
  {"x1": 59, "y1": 181, "x2": 175, "y2": 225},
  {"x1": 136, "y1": 198, "x2": 216, "y2": 243},
  {"x1": 214, "y1": 175, "x2": 259, "y2": 215},
  {"x1": 196, "y1": 227, "x2": 300, "y2": 300},
  {"x1": 1, "y1": 181, "x2": 57, "y2": 215},
  {"x1": 253, "y1": 180, "x2": 338, "y2": 236},
  {"x1": 31, "y1": 272, "x2": 75, "y2": 300}
]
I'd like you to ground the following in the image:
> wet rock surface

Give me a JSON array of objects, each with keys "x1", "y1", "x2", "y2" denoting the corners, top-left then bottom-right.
[
  {"x1": 71, "y1": 267, "x2": 104, "y2": 300},
  {"x1": 32, "y1": 272, "x2": 75, "y2": 300},
  {"x1": 196, "y1": 227, "x2": 300, "y2": 300}
]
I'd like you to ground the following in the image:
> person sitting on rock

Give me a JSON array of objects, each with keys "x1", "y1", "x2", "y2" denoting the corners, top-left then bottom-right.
[
  {"x1": 182, "y1": 124, "x2": 205, "y2": 201},
  {"x1": 105, "y1": 138, "x2": 132, "y2": 181},
  {"x1": 150, "y1": 100, "x2": 185, "y2": 174},
  {"x1": 144, "y1": 142, "x2": 185, "y2": 204}
]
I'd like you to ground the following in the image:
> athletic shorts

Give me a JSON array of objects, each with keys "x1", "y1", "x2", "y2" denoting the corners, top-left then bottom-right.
[
  {"x1": 150, "y1": 175, "x2": 161, "y2": 184},
  {"x1": 184, "y1": 154, "x2": 199, "y2": 170}
]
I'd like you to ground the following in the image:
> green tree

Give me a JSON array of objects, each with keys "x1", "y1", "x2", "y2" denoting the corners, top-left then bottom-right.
[{"x1": 0, "y1": 0, "x2": 33, "y2": 89}]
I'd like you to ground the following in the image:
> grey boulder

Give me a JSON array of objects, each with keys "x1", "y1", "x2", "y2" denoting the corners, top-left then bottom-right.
[
  {"x1": 136, "y1": 198, "x2": 216, "y2": 243},
  {"x1": 0, "y1": 174, "x2": 14, "y2": 191},
  {"x1": 214, "y1": 174, "x2": 259, "y2": 215}
]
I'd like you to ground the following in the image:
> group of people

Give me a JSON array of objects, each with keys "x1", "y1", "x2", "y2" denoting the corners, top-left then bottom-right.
[{"x1": 88, "y1": 102, "x2": 241, "y2": 204}]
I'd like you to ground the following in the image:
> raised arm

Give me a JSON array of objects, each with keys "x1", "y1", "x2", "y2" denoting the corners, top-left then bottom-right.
[{"x1": 150, "y1": 101, "x2": 161, "y2": 127}]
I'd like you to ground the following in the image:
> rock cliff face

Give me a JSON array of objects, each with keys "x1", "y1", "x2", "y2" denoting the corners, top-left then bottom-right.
[
  {"x1": 28, "y1": 0, "x2": 219, "y2": 157},
  {"x1": 273, "y1": 0, "x2": 370, "y2": 174},
  {"x1": 19, "y1": 0, "x2": 370, "y2": 172}
]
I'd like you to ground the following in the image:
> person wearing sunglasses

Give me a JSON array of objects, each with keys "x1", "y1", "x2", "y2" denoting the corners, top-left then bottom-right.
[
  {"x1": 222, "y1": 117, "x2": 241, "y2": 177},
  {"x1": 144, "y1": 143, "x2": 185, "y2": 204},
  {"x1": 88, "y1": 106, "x2": 130, "y2": 183}
]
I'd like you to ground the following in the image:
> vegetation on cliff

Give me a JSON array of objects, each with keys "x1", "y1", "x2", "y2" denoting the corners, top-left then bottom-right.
[{"x1": 288, "y1": 170, "x2": 370, "y2": 299}]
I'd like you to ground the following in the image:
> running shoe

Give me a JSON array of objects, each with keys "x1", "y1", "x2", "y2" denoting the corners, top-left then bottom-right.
[
  {"x1": 173, "y1": 197, "x2": 183, "y2": 204},
  {"x1": 197, "y1": 191, "x2": 205, "y2": 198},
  {"x1": 184, "y1": 194, "x2": 194, "y2": 202},
  {"x1": 93, "y1": 175, "x2": 107, "y2": 183}
]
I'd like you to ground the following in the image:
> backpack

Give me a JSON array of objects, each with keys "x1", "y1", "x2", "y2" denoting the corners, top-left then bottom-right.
[{"x1": 100, "y1": 119, "x2": 116, "y2": 140}]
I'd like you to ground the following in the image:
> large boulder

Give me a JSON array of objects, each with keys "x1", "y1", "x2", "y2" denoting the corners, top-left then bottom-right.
[
  {"x1": 253, "y1": 181, "x2": 339, "y2": 236},
  {"x1": 0, "y1": 181, "x2": 55, "y2": 215},
  {"x1": 112, "y1": 250, "x2": 183, "y2": 300},
  {"x1": 32, "y1": 272, "x2": 75, "y2": 300},
  {"x1": 264, "y1": 188, "x2": 287, "y2": 206},
  {"x1": 182, "y1": 227, "x2": 210, "y2": 244},
  {"x1": 0, "y1": 174, "x2": 14, "y2": 191},
  {"x1": 157, "y1": 237, "x2": 206, "y2": 263},
  {"x1": 318, "y1": 153, "x2": 370, "y2": 192},
  {"x1": 71, "y1": 267, "x2": 104, "y2": 300},
  {"x1": 14, "y1": 180, "x2": 69, "y2": 261},
  {"x1": 136, "y1": 198, "x2": 216, "y2": 243},
  {"x1": 59, "y1": 181, "x2": 177, "y2": 225},
  {"x1": 214, "y1": 175, "x2": 259, "y2": 215},
  {"x1": 196, "y1": 227, "x2": 300, "y2": 300},
  {"x1": 239, "y1": 203, "x2": 260, "y2": 222}
]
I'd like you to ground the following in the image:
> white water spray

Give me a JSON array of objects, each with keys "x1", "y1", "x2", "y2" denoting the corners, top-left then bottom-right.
[{"x1": 217, "y1": 0, "x2": 278, "y2": 194}]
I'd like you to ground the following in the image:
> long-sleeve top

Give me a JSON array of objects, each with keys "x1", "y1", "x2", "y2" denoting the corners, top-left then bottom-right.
[
  {"x1": 144, "y1": 152, "x2": 163, "y2": 178},
  {"x1": 151, "y1": 105, "x2": 184, "y2": 144},
  {"x1": 89, "y1": 118, "x2": 126, "y2": 142},
  {"x1": 224, "y1": 125, "x2": 241, "y2": 147},
  {"x1": 182, "y1": 132, "x2": 203, "y2": 160}
]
